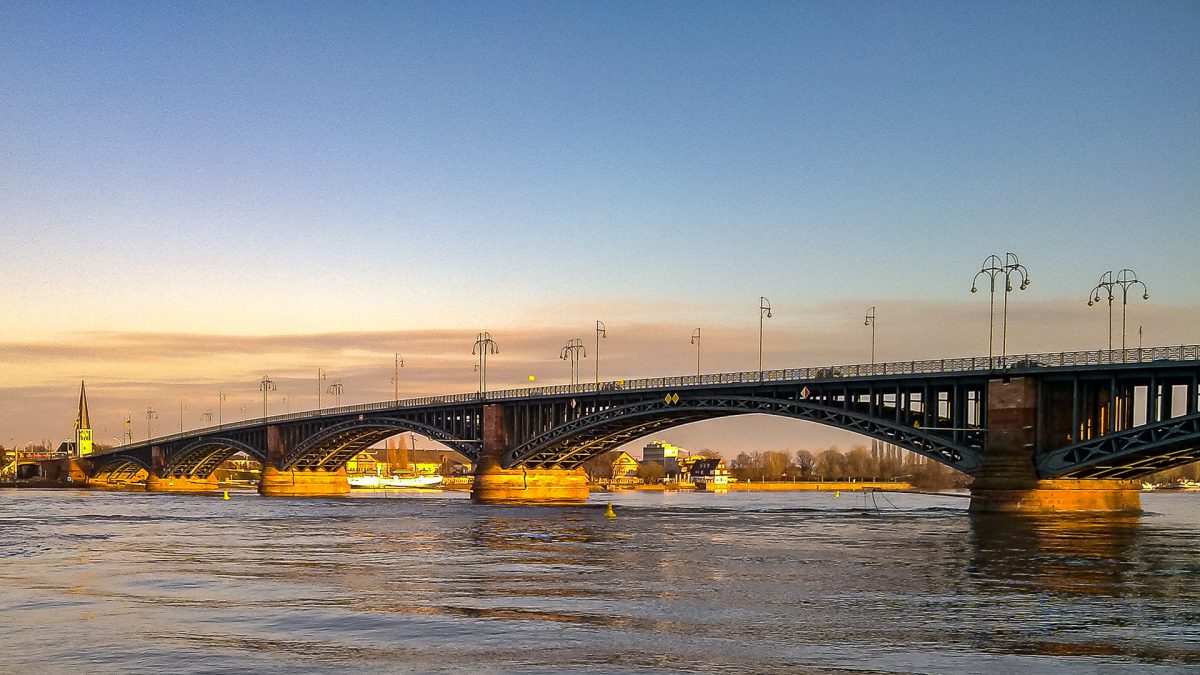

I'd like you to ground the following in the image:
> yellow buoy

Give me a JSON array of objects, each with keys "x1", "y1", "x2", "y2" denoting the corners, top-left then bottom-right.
[
  {"x1": 834, "y1": 490, "x2": 840, "y2": 498},
  {"x1": 604, "y1": 502, "x2": 616, "y2": 519},
  {"x1": 223, "y1": 490, "x2": 230, "y2": 500}
]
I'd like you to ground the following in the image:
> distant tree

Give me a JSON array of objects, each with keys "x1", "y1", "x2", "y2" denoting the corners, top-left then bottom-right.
[
  {"x1": 582, "y1": 451, "x2": 618, "y2": 482},
  {"x1": 762, "y1": 450, "x2": 791, "y2": 481},
  {"x1": 845, "y1": 446, "x2": 875, "y2": 480},
  {"x1": 637, "y1": 461, "x2": 666, "y2": 484},
  {"x1": 696, "y1": 448, "x2": 723, "y2": 461},
  {"x1": 816, "y1": 447, "x2": 847, "y2": 481},
  {"x1": 731, "y1": 452, "x2": 754, "y2": 481},
  {"x1": 794, "y1": 449, "x2": 816, "y2": 479},
  {"x1": 903, "y1": 459, "x2": 969, "y2": 489},
  {"x1": 877, "y1": 453, "x2": 904, "y2": 481}
]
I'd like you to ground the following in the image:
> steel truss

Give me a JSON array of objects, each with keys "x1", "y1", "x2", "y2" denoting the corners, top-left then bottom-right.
[
  {"x1": 506, "y1": 395, "x2": 984, "y2": 474},
  {"x1": 1038, "y1": 411, "x2": 1200, "y2": 479},
  {"x1": 282, "y1": 417, "x2": 479, "y2": 472}
]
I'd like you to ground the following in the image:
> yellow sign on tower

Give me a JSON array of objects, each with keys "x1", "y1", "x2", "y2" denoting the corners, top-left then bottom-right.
[{"x1": 77, "y1": 428, "x2": 93, "y2": 457}]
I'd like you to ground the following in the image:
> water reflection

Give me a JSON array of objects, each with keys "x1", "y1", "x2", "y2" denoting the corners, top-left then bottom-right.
[{"x1": 968, "y1": 512, "x2": 1141, "y2": 596}]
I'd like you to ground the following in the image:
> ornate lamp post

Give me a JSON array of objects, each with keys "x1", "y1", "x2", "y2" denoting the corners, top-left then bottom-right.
[
  {"x1": 864, "y1": 306, "x2": 877, "y2": 364},
  {"x1": 971, "y1": 252, "x2": 1030, "y2": 363},
  {"x1": 472, "y1": 332, "x2": 499, "y2": 394},
  {"x1": 690, "y1": 328, "x2": 701, "y2": 378},
  {"x1": 259, "y1": 375, "x2": 276, "y2": 417},
  {"x1": 759, "y1": 296, "x2": 773, "y2": 379},
  {"x1": 1089, "y1": 268, "x2": 1149, "y2": 351},
  {"x1": 145, "y1": 407, "x2": 157, "y2": 440},
  {"x1": 317, "y1": 368, "x2": 326, "y2": 411},
  {"x1": 327, "y1": 379, "x2": 344, "y2": 407},
  {"x1": 179, "y1": 401, "x2": 187, "y2": 434},
  {"x1": 561, "y1": 338, "x2": 587, "y2": 387},
  {"x1": 218, "y1": 391, "x2": 227, "y2": 428},
  {"x1": 392, "y1": 353, "x2": 405, "y2": 401},
  {"x1": 594, "y1": 320, "x2": 606, "y2": 385}
]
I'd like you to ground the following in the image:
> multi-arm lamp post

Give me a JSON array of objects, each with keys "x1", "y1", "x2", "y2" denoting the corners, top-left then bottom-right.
[
  {"x1": 145, "y1": 407, "x2": 157, "y2": 440},
  {"x1": 259, "y1": 375, "x2": 276, "y2": 417},
  {"x1": 327, "y1": 380, "x2": 344, "y2": 407},
  {"x1": 218, "y1": 391, "x2": 227, "y2": 428},
  {"x1": 1089, "y1": 268, "x2": 1149, "y2": 351},
  {"x1": 971, "y1": 252, "x2": 1030, "y2": 363},
  {"x1": 472, "y1": 333, "x2": 499, "y2": 395},
  {"x1": 561, "y1": 338, "x2": 587, "y2": 387}
]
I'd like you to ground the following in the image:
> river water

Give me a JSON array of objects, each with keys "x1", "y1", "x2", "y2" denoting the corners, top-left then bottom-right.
[{"x1": 1, "y1": 488, "x2": 1197, "y2": 674}]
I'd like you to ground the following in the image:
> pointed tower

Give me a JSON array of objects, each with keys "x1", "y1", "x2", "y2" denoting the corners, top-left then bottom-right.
[{"x1": 75, "y1": 380, "x2": 93, "y2": 457}]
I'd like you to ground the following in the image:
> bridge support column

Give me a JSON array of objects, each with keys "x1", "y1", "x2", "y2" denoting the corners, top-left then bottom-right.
[
  {"x1": 471, "y1": 404, "x2": 589, "y2": 505},
  {"x1": 969, "y1": 377, "x2": 1140, "y2": 513},
  {"x1": 258, "y1": 425, "x2": 349, "y2": 497}
]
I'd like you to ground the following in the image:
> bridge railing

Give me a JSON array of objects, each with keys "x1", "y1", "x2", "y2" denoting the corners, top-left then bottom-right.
[{"x1": 106, "y1": 344, "x2": 1198, "y2": 451}]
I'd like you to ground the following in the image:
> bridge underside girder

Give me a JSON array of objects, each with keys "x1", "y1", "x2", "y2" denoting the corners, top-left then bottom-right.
[
  {"x1": 507, "y1": 395, "x2": 984, "y2": 475},
  {"x1": 91, "y1": 457, "x2": 150, "y2": 481},
  {"x1": 164, "y1": 438, "x2": 263, "y2": 478},
  {"x1": 1038, "y1": 411, "x2": 1200, "y2": 480},
  {"x1": 281, "y1": 418, "x2": 478, "y2": 472}
]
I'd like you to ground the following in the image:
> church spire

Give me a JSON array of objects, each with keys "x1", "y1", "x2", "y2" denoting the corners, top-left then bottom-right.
[{"x1": 76, "y1": 380, "x2": 91, "y2": 430}]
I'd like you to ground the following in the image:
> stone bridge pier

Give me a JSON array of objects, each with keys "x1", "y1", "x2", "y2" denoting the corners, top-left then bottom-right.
[
  {"x1": 259, "y1": 425, "x2": 350, "y2": 497},
  {"x1": 471, "y1": 404, "x2": 590, "y2": 504},
  {"x1": 969, "y1": 377, "x2": 1141, "y2": 513},
  {"x1": 145, "y1": 445, "x2": 218, "y2": 493}
]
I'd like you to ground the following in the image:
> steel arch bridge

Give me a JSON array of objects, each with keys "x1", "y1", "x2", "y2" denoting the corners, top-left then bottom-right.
[{"x1": 84, "y1": 345, "x2": 1200, "y2": 484}]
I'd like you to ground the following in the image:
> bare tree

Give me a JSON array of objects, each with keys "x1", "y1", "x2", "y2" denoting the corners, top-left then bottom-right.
[
  {"x1": 794, "y1": 449, "x2": 816, "y2": 479},
  {"x1": 816, "y1": 447, "x2": 846, "y2": 481}
]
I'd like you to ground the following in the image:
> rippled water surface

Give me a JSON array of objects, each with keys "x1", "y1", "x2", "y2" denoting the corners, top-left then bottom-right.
[{"x1": 1, "y1": 488, "x2": 1198, "y2": 673}]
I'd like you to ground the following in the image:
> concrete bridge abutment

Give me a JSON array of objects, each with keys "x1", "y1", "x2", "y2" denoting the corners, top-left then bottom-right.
[
  {"x1": 969, "y1": 377, "x2": 1141, "y2": 514},
  {"x1": 471, "y1": 404, "x2": 590, "y2": 505},
  {"x1": 258, "y1": 425, "x2": 349, "y2": 497}
]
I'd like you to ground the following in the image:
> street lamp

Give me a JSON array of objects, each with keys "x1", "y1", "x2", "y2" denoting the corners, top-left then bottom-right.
[
  {"x1": 690, "y1": 328, "x2": 701, "y2": 378},
  {"x1": 201, "y1": 411, "x2": 214, "y2": 424},
  {"x1": 392, "y1": 354, "x2": 405, "y2": 401},
  {"x1": 218, "y1": 392, "x2": 227, "y2": 428},
  {"x1": 123, "y1": 412, "x2": 132, "y2": 444},
  {"x1": 317, "y1": 368, "x2": 327, "y2": 411},
  {"x1": 260, "y1": 376, "x2": 276, "y2": 417},
  {"x1": 179, "y1": 401, "x2": 187, "y2": 434},
  {"x1": 1088, "y1": 268, "x2": 1149, "y2": 352},
  {"x1": 595, "y1": 320, "x2": 607, "y2": 385},
  {"x1": 561, "y1": 338, "x2": 587, "y2": 387},
  {"x1": 145, "y1": 407, "x2": 158, "y2": 440},
  {"x1": 327, "y1": 379, "x2": 343, "y2": 407},
  {"x1": 472, "y1": 332, "x2": 499, "y2": 395},
  {"x1": 759, "y1": 297, "x2": 773, "y2": 379},
  {"x1": 971, "y1": 252, "x2": 1030, "y2": 363},
  {"x1": 864, "y1": 306, "x2": 877, "y2": 364}
]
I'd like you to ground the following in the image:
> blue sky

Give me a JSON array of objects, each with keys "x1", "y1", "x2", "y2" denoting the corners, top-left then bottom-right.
[{"x1": 1, "y1": 1, "x2": 1198, "y2": 447}]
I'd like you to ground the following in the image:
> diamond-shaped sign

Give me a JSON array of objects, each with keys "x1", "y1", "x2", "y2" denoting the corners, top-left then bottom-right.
[
  {"x1": 671, "y1": 393, "x2": 680, "y2": 404},
  {"x1": 800, "y1": 386, "x2": 811, "y2": 399},
  {"x1": 664, "y1": 394, "x2": 673, "y2": 405}
]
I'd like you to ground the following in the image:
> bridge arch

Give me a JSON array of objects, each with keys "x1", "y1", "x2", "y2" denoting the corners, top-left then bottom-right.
[
  {"x1": 507, "y1": 394, "x2": 983, "y2": 474},
  {"x1": 89, "y1": 455, "x2": 152, "y2": 481},
  {"x1": 282, "y1": 417, "x2": 477, "y2": 471},
  {"x1": 163, "y1": 437, "x2": 265, "y2": 478}
]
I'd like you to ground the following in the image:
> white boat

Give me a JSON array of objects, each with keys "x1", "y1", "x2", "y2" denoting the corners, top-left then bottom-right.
[{"x1": 348, "y1": 473, "x2": 444, "y2": 489}]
